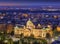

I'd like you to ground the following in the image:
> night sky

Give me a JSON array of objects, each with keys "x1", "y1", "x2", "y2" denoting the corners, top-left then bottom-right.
[{"x1": 0, "y1": 0, "x2": 60, "y2": 6}]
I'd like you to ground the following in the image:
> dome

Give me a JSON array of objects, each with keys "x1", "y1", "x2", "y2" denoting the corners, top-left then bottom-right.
[
  {"x1": 26, "y1": 18, "x2": 35, "y2": 29},
  {"x1": 38, "y1": 24, "x2": 41, "y2": 27}
]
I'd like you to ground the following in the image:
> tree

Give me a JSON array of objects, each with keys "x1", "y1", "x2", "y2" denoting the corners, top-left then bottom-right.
[
  {"x1": 46, "y1": 33, "x2": 51, "y2": 39},
  {"x1": 20, "y1": 33, "x2": 23, "y2": 38},
  {"x1": 10, "y1": 31, "x2": 14, "y2": 36},
  {"x1": 8, "y1": 38, "x2": 13, "y2": 44},
  {"x1": 53, "y1": 29, "x2": 60, "y2": 36}
]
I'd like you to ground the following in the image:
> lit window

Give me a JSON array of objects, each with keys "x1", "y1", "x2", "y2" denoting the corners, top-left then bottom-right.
[
  {"x1": 6, "y1": 12, "x2": 9, "y2": 14},
  {"x1": 7, "y1": 21, "x2": 11, "y2": 23},
  {"x1": 13, "y1": 12, "x2": 17, "y2": 15},
  {"x1": 3, "y1": 13, "x2": 6, "y2": 16},
  {"x1": 0, "y1": 12, "x2": 2, "y2": 14},
  {"x1": 53, "y1": 15, "x2": 57, "y2": 19},
  {"x1": 0, "y1": 16, "x2": 4, "y2": 19},
  {"x1": 45, "y1": 15, "x2": 49, "y2": 18},
  {"x1": 58, "y1": 15, "x2": 60, "y2": 18}
]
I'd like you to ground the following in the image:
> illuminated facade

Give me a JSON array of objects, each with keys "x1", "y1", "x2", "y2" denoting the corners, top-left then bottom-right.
[
  {"x1": 57, "y1": 26, "x2": 60, "y2": 32},
  {"x1": 14, "y1": 19, "x2": 53, "y2": 38}
]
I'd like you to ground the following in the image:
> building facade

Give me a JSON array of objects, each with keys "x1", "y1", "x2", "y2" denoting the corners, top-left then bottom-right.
[{"x1": 14, "y1": 19, "x2": 53, "y2": 38}]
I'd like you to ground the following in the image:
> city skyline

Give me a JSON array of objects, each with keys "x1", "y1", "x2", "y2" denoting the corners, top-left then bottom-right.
[{"x1": 0, "y1": 0, "x2": 59, "y2": 6}]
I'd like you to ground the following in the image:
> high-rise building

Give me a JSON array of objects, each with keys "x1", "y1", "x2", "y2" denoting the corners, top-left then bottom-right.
[
  {"x1": 7, "y1": 24, "x2": 14, "y2": 33},
  {"x1": 0, "y1": 24, "x2": 6, "y2": 31}
]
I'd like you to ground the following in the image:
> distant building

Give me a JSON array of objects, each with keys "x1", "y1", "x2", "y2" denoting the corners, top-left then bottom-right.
[
  {"x1": 57, "y1": 26, "x2": 60, "y2": 32},
  {"x1": 7, "y1": 24, "x2": 14, "y2": 33},
  {"x1": 0, "y1": 24, "x2": 6, "y2": 31}
]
